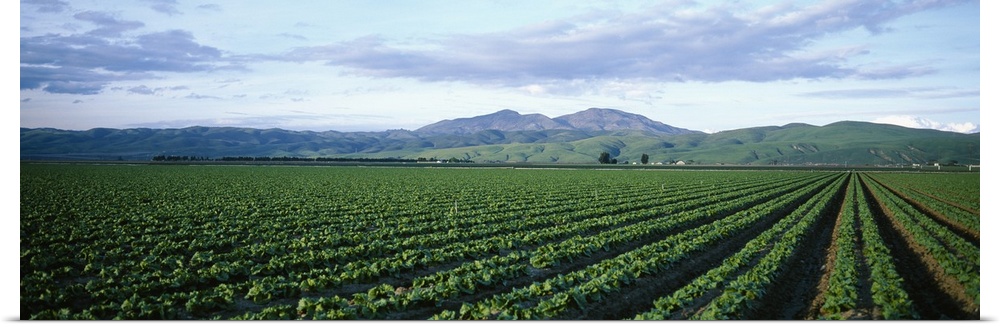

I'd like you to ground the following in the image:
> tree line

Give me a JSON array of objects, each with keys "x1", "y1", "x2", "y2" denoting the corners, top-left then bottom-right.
[
  {"x1": 151, "y1": 155, "x2": 473, "y2": 163},
  {"x1": 598, "y1": 152, "x2": 650, "y2": 164}
]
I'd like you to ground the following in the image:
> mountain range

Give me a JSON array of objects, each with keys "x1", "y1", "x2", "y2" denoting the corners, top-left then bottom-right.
[
  {"x1": 416, "y1": 108, "x2": 698, "y2": 135},
  {"x1": 20, "y1": 108, "x2": 979, "y2": 165}
]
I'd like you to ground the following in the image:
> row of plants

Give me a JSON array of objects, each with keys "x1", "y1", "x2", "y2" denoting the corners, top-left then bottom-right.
[
  {"x1": 23, "y1": 164, "x2": 976, "y2": 319},
  {"x1": 238, "y1": 173, "x2": 827, "y2": 319},
  {"x1": 865, "y1": 174, "x2": 978, "y2": 238},
  {"x1": 434, "y1": 174, "x2": 843, "y2": 319},
  {"x1": 859, "y1": 174, "x2": 979, "y2": 306},
  {"x1": 854, "y1": 174, "x2": 919, "y2": 319},
  {"x1": 864, "y1": 172, "x2": 978, "y2": 214},
  {"x1": 268, "y1": 173, "x2": 832, "y2": 319},
  {"x1": 817, "y1": 174, "x2": 863, "y2": 319},
  {"x1": 526, "y1": 172, "x2": 827, "y2": 269},
  {"x1": 23, "y1": 164, "x2": 813, "y2": 319},
  {"x1": 634, "y1": 173, "x2": 844, "y2": 319}
]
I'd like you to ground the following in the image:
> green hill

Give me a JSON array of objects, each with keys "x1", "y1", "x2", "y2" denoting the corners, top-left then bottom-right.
[
  {"x1": 21, "y1": 121, "x2": 979, "y2": 166},
  {"x1": 340, "y1": 122, "x2": 978, "y2": 166}
]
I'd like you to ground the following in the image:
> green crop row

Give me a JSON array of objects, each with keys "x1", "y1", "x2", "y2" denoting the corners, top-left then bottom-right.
[
  {"x1": 20, "y1": 164, "x2": 977, "y2": 320},
  {"x1": 441, "y1": 174, "x2": 841, "y2": 319},
  {"x1": 865, "y1": 174, "x2": 978, "y2": 235},
  {"x1": 855, "y1": 174, "x2": 919, "y2": 319},
  {"x1": 817, "y1": 175, "x2": 862, "y2": 319},
  {"x1": 860, "y1": 174, "x2": 979, "y2": 305},
  {"x1": 245, "y1": 172, "x2": 825, "y2": 319}
]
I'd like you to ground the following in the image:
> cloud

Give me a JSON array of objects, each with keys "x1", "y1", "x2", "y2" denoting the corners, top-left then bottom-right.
[
  {"x1": 279, "y1": 0, "x2": 966, "y2": 92},
  {"x1": 873, "y1": 115, "x2": 979, "y2": 133},
  {"x1": 215, "y1": 78, "x2": 241, "y2": 89},
  {"x1": 512, "y1": 78, "x2": 664, "y2": 103},
  {"x1": 128, "y1": 85, "x2": 156, "y2": 95},
  {"x1": 126, "y1": 85, "x2": 188, "y2": 95},
  {"x1": 23, "y1": 0, "x2": 70, "y2": 13},
  {"x1": 21, "y1": 28, "x2": 239, "y2": 94},
  {"x1": 799, "y1": 87, "x2": 980, "y2": 99},
  {"x1": 21, "y1": 98, "x2": 31, "y2": 103},
  {"x1": 283, "y1": 89, "x2": 309, "y2": 96},
  {"x1": 144, "y1": 0, "x2": 182, "y2": 16},
  {"x1": 197, "y1": 4, "x2": 222, "y2": 11},
  {"x1": 335, "y1": 85, "x2": 403, "y2": 96},
  {"x1": 37, "y1": 80, "x2": 108, "y2": 95},
  {"x1": 73, "y1": 11, "x2": 145, "y2": 36},
  {"x1": 257, "y1": 89, "x2": 311, "y2": 101},
  {"x1": 800, "y1": 88, "x2": 912, "y2": 98},
  {"x1": 277, "y1": 33, "x2": 308, "y2": 41},
  {"x1": 185, "y1": 93, "x2": 222, "y2": 100}
]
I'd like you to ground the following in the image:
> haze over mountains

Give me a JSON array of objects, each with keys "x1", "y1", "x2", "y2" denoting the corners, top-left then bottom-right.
[{"x1": 20, "y1": 108, "x2": 979, "y2": 166}]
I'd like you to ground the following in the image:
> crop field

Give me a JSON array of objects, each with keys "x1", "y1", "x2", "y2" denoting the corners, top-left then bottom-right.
[{"x1": 20, "y1": 163, "x2": 979, "y2": 320}]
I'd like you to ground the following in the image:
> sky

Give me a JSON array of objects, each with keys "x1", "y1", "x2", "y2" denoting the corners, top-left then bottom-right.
[{"x1": 18, "y1": 0, "x2": 982, "y2": 134}]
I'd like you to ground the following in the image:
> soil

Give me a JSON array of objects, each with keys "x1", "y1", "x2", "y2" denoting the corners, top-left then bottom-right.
[
  {"x1": 557, "y1": 174, "x2": 842, "y2": 320},
  {"x1": 217, "y1": 173, "x2": 979, "y2": 320},
  {"x1": 859, "y1": 176, "x2": 978, "y2": 319},
  {"x1": 746, "y1": 175, "x2": 845, "y2": 319},
  {"x1": 905, "y1": 186, "x2": 979, "y2": 216},
  {"x1": 866, "y1": 177, "x2": 978, "y2": 245},
  {"x1": 803, "y1": 179, "x2": 875, "y2": 319}
]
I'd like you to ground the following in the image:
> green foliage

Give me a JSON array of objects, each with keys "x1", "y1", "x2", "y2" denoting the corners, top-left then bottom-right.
[
  {"x1": 20, "y1": 164, "x2": 977, "y2": 320},
  {"x1": 598, "y1": 151, "x2": 612, "y2": 164}
]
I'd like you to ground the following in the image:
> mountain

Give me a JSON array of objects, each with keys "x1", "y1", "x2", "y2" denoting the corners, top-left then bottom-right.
[
  {"x1": 405, "y1": 122, "x2": 979, "y2": 165},
  {"x1": 415, "y1": 109, "x2": 571, "y2": 134},
  {"x1": 554, "y1": 108, "x2": 699, "y2": 134},
  {"x1": 415, "y1": 108, "x2": 699, "y2": 135},
  {"x1": 19, "y1": 126, "x2": 607, "y2": 161},
  {"x1": 20, "y1": 109, "x2": 979, "y2": 165}
]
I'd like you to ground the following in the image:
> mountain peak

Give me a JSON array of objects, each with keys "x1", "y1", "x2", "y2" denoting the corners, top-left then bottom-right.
[
  {"x1": 416, "y1": 108, "x2": 701, "y2": 135},
  {"x1": 495, "y1": 109, "x2": 521, "y2": 115},
  {"x1": 581, "y1": 107, "x2": 626, "y2": 114},
  {"x1": 554, "y1": 108, "x2": 698, "y2": 134},
  {"x1": 415, "y1": 109, "x2": 569, "y2": 134}
]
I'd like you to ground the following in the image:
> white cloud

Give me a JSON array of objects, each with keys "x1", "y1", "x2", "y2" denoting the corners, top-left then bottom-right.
[
  {"x1": 872, "y1": 115, "x2": 979, "y2": 133},
  {"x1": 279, "y1": 0, "x2": 967, "y2": 92}
]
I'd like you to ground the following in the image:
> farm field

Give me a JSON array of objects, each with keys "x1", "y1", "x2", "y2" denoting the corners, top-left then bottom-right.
[{"x1": 20, "y1": 163, "x2": 979, "y2": 320}]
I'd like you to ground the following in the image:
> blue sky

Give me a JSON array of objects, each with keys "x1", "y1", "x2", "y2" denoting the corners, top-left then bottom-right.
[{"x1": 18, "y1": 0, "x2": 982, "y2": 133}]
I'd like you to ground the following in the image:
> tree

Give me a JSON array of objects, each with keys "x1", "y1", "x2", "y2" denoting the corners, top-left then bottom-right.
[
  {"x1": 598, "y1": 152, "x2": 611, "y2": 164},
  {"x1": 641, "y1": 153, "x2": 649, "y2": 164}
]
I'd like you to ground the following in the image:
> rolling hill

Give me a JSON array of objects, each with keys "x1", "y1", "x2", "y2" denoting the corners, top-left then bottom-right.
[
  {"x1": 20, "y1": 109, "x2": 979, "y2": 166},
  {"x1": 400, "y1": 122, "x2": 978, "y2": 165}
]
